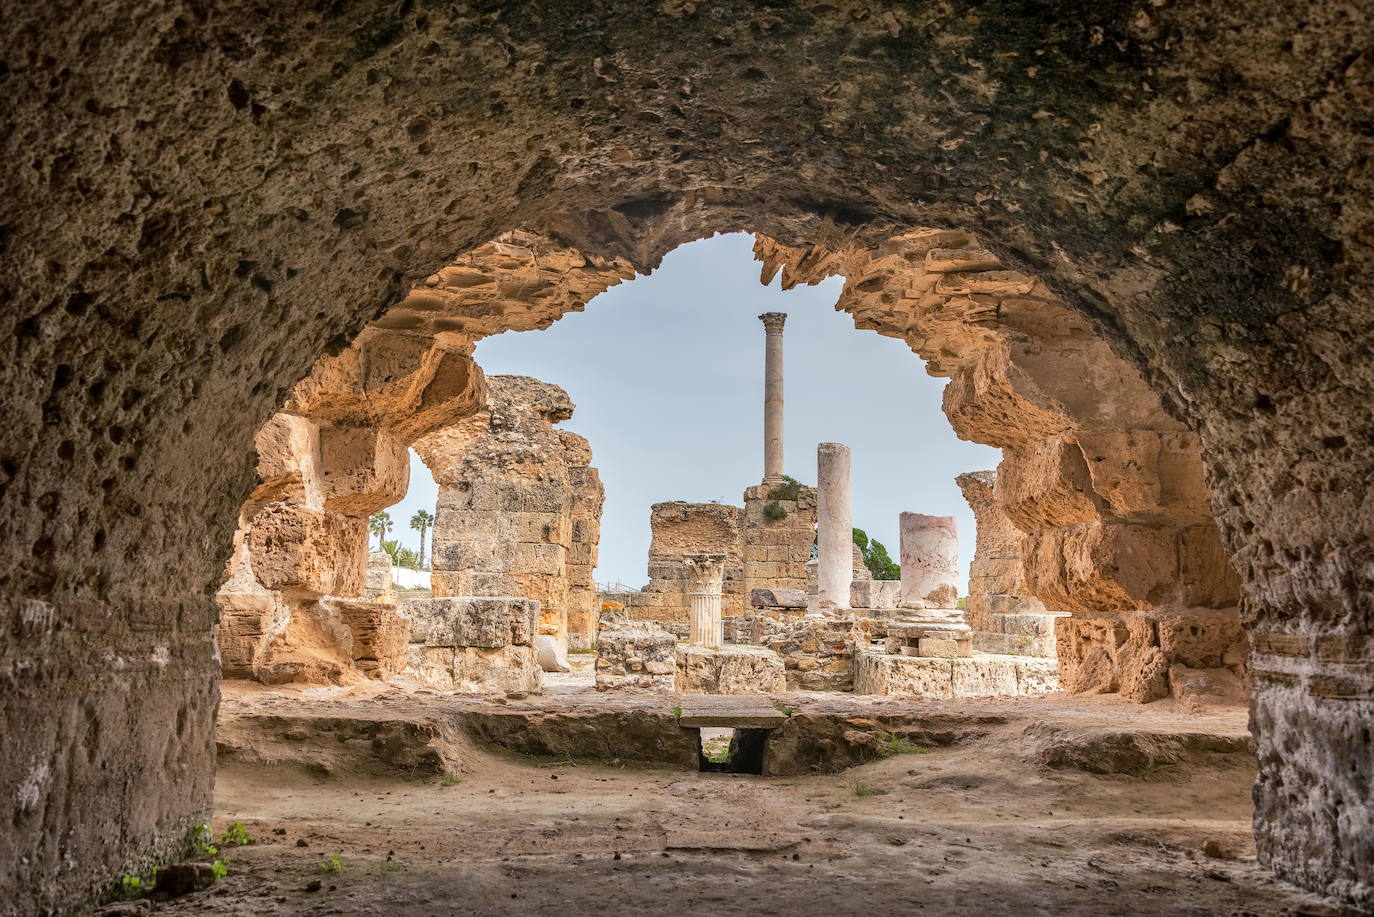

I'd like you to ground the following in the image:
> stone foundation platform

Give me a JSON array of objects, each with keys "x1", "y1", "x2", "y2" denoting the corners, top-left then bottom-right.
[
  {"x1": 676, "y1": 645, "x2": 786, "y2": 694},
  {"x1": 854, "y1": 647, "x2": 1059, "y2": 699},
  {"x1": 973, "y1": 611, "x2": 1070, "y2": 658}
]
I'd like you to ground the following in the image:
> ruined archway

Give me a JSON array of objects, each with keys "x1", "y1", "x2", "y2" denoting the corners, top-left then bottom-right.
[{"x1": 2, "y1": 1, "x2": 1370, "y2": 911}]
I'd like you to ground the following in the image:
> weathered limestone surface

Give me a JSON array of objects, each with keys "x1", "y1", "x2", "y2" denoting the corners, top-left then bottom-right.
[
  {"x1": 765, "y1": 620, "x2": 860, "y2": 692},
  {"x1": 363, "y1": 551, "x2": 398, "y2": 604},
  {"x1": 563, "y1": 435, "x2": 604, "y2": 651},
  {"x1": 898, "y1": 513, "x2": 960, "y2": 609},
  {"x1": 675, "y1": 645, "x2": 787, "y2": 695},
  {"x1": 3, "y1": 3, "x2": 1371, "y2": 908},
  {"x1": 851, "y1": 580, "x2": 900, "y2": 610},
  {"x1": 741, "y1": 482, "x2": 817, "y2": 612},
  {"x1": 320, "y1": 596, "x2": 408, "y2": 680},
  {"x1": 854, "y1": 648, "x2": 1061, "y2": 699},
  {"x1": 415, "y1": 376, "x2": 602, "y2": 652},
  {"x1": 595, "y1": 615, "x2": 677, "y2": 691},
  {"x1": 956, "y1": 471, "x2": 1068, "y2": 657},
  {"x1": 216, "y1": 330, "x2": 487, "y2": 685},
  {"x1": 627, "y1": 502, "x2": 744, "y2": 631},
  {"x1": 401, "y1": 595, "x2": 540, "y2": 693}
]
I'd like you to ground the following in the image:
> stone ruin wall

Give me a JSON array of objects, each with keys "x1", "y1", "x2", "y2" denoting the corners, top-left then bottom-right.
[
  {"x1": 562, "y1": 432, "x2": 605, "y2": 652},
  {"x1": 753, "y1": 232, "x2": 1246, "y2": 704},
  {"x1": 741, "y1": 482, "x2": 818, "y2": 604},
  {"x1": 215, "y1": 234, "x2": 630, "y2": 683},
  {"x1": 214, "y1": 330, "x2": 486, "y2": 684},
  {"x1": 623, "y1": 501, "x2": 746, "y2": 635},
  {"x1": 956, "y1": 470, "x2": 1066, "y2": 658},
  {"x1": 413, "y1": 375, "x2": 603, "y2": 652}
]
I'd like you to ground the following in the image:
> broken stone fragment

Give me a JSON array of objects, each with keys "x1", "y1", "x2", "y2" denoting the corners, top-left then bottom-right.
[
  {"x1": 750, "y1": 587, "x2": 808, "y2": 608},
  {"x1": 535, "y1": 634, "x2": 572, "y2": 672}
]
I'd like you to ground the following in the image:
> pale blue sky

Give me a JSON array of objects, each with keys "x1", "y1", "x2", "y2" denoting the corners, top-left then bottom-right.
[{"x1": 383, "y1": 232, "x2": 1001, "y2": 592}]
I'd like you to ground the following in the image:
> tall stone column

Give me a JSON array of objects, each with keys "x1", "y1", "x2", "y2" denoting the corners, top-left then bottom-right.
[
  {"x1": 685, "y1": 553, "x2": 726, "y2": 646},
  {"x1": 815, "y1": 442, "x2": 853, "y2": 615},
  {"x1": 899, "y1": 512, "x2": 961, "y2": 608},
  {"x1": 759, "y1": 312, "x2": 787, "y2": 484}
]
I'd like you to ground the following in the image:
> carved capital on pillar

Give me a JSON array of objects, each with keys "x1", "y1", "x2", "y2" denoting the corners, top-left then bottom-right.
[
  {"x1": 683, "y1": 553, "x2": 727, "y2": 592},
  {"x1": 758, "y1": 312, "x2": 787, "y2": 334}
]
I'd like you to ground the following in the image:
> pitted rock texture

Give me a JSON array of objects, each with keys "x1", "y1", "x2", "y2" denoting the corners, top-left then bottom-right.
[{"x1": 1, "y1": 1, "x2": 1371, "y2": 910}]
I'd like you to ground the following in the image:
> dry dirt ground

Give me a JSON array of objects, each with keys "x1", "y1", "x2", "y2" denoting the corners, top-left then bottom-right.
[{"x1": 109, "y1": 681, "x2": 1358, "y2": 917}]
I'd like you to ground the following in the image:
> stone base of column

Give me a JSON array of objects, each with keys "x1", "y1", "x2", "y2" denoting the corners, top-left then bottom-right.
[{"x1": 888, "y1": 616, "x2": 974, "y2": 658}]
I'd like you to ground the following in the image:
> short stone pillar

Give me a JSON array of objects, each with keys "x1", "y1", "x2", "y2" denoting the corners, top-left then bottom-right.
[
  {"x1": 899, "y1": 512, "x2": 960, "y2": 608},
  {"x1": 759, "y1": 312, "x2": 787, "y2": 484},
  {"x1": 815, "y1": 442, "x2": 853, "y2": 616},
  {"x1": 894, "y1": 512, "x2": 972, "y2": 657},
  {"x1": 685, "y1": 553, "x2": 727, "y2": 646}
]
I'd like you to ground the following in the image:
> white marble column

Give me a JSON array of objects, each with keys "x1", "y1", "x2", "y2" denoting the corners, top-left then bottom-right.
[
  {"x1": 815, "y1": 442, "x2": 853, "y2": 615},
  {"x1": 759, "y1": 312, "x2": 787, "y2": 484},
  {"x1": 685, "y1": 553, "x2": 726, "y2": 646},
  {"x1": 899, "y1": 512, "x2": 960, "y2": 609}
]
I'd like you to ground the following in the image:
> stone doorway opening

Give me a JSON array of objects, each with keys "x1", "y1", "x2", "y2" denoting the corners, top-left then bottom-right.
[{"x1": 695, "y1": 727, "x2": 770, "y2": 775}]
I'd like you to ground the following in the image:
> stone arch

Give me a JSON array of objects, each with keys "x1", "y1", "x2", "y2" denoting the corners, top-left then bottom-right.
[{"x1": 2, "y1": 1, "x2": 1370, "y2": 911}]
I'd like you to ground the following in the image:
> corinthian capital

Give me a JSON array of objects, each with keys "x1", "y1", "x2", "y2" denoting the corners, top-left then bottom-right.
[{"x1": 758, "y1": 312, "x2": 787, "y2": 334}]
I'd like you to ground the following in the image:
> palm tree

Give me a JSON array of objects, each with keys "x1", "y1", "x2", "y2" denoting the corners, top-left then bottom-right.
[
  {"x1": 410, "y1": 509, "x2": 434, "y2": 570},
  {"x1": 368, "y1": 510, "x2": 392, "y2": 551}
]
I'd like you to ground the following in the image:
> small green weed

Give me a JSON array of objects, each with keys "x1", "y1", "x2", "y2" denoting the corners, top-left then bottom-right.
[
  {"x1": 567, "y1": 647, "x2": 597, "y2": 654},
  {"x1": 191, "y1": 824, "x2": 218, "y2": 857},
  {"x1": 881, "y1": 737, "x2": 929, "y2": 756},
  {"x1": 319, "y1": 854, "x2": 343, "y2": 874},
  {"x1": 775, "y1": 704, "x2": 794, "y2": 717},
  {"x1": 440, "y1": 773, "x2": 463, "y2": 786},
  {"x1": 211, "y1": 860, "x2": 228, "y2": 882},
  {"x1": 220, "y1": 821, "x2": 254, "y2": 847},
  {"x1": 119, "y1": 874, "x2": 145, "y2": 899},
  {"x1": 671, "y1": 706, "x2": 683, "y2": 720},
  {"x1": 763, "y1": 500, "x2": 789, "y2": 520},
  {"x1": 851, "y1": 781, "x2": 889, "y2": 797}
]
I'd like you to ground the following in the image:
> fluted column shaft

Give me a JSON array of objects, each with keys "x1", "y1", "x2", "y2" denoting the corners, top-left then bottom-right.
[{"x1": 685, "y1": 553, "x2": 726, "y2": 646}]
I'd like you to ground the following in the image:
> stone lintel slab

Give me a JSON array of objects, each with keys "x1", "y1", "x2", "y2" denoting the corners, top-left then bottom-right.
[{"x1": 676, "y1": 696, "x2": 787, "y2": 728}]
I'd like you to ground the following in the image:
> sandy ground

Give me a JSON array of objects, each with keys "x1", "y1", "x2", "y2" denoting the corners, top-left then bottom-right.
[{"x1": 102, "y1": 679, "x2": 1361, "y2": 917}]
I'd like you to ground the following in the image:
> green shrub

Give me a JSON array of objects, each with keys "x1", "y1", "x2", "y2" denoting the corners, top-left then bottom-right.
[
  {"x1": 764, "y1": 500, "x2": 788, "y2": 520},
  {"x1": 318, "y1": 854, "x2": 343, "y2": 874},
  {"x1": 767, "y1": 475, "x2": 803, "y2": 502}
]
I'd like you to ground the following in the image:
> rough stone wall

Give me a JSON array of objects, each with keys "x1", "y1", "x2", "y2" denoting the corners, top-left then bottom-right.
[
  {"x1": 956, "y1": 470, "x2": 1067, "y2": 657},
  {"x1": 3, "y1": 2, "x2": 1370, "y2": 908},
  {"x1": 214, "y1": 320, "x2": 486, "y2": 684},
  {"x1": 741, "y1": 483, "x2": 817, "y2": 604},
  {"x1": 621, "y1": 502, "x2": 744, "y2": 633},
  {"x1": 956, "y1": 471, "x2": 1030, "y2": 634},
  {"x1": 415, "y1": 376, "x2": 600, "y2": 650},
  {"x1": 755, "y1": 233, "x2": 1246, "y2": 703},
  {"x1": 561, "y1": 432, "x2": 604, "y2": 651}
]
